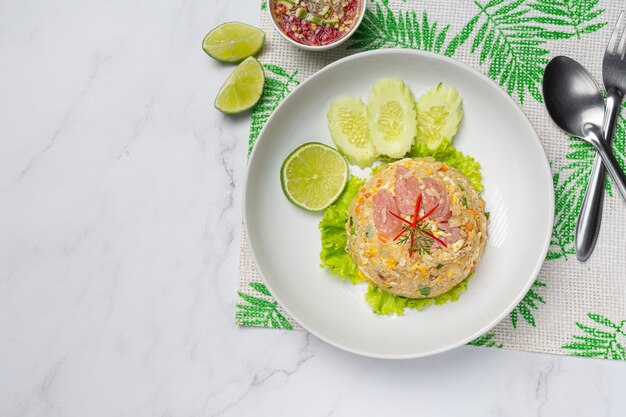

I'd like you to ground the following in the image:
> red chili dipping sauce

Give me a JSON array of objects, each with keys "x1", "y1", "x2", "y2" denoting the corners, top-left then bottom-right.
[{"x1": 272, "y1": 0, "x2": 361, "y2": 46}]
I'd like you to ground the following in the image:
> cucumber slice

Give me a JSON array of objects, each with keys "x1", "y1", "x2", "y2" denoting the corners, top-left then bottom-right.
[
  {"x1": 328, "y1": 95, "x2": 377, "y2": 168},
  {"x1": 416, "y1": 83, "x2": 463, "y2": 150},
  {"x1": 367, "y1": 78, "x2": 417, "y2": 159}
]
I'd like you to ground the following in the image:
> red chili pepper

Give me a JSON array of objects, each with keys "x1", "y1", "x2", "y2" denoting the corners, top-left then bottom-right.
[
  {"x1": 393, "y1": 227, "x2": 407, "y2": 242},
  {"x1": 418, "y1": 203, "x2": 439, "y2": 222},
  {"x1": 386, "y1": 194, "x2": 447, "y2": 254},
  {"x1": 387, "y1": 210, "x2": 412, "y2": 225},
  {"x1": 412, "y1": 195, "x2": 422, "y2": 226},
  {"x1": 421, "y1": 230, "x2": 448, "y2": 247}
]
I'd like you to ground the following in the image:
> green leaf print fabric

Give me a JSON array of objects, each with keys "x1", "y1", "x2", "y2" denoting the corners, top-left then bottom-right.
[{"x1": 237, "y1": 0, "x2": 626, "y2": 360}]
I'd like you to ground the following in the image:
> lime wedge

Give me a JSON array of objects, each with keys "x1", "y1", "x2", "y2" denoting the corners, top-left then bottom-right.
[
  {"x1": 215, "y1": 57, "x2": 265, "y2": 114},
  {"x1": 202, "y1": 22, "x2": 265, "y2": 63},
  {"x1": 281, "y1": 142, "x2": 349, "y2": 212}
]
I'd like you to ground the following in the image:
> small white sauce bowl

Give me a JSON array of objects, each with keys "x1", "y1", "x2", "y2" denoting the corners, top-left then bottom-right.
[{"x1": 267, "y1": 0, "x2": 367, "y2": 51}]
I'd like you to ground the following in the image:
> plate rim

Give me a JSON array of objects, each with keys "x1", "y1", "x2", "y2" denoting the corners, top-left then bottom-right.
[{"x1": 243, "y1": 48, "x2": 555, "y2": 359}]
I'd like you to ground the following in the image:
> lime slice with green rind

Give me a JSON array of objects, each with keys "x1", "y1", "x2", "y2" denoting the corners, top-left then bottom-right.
[
  {"x1": 215, "y1": 57, "x2": 265, "y2": 114},
  {"x1": 202, "y1": 22, "x2": 265, "y2": 63},
  {"x1": 281, "y1": 142, "x2": 349, "y2": 212}
]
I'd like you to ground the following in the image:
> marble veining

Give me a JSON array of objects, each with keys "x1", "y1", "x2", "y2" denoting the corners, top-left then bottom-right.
[{"x1": 0, "y1": 0, "x2": 624, "y2": 416}]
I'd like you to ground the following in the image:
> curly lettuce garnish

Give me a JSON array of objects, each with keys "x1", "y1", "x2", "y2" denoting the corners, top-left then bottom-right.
[{"x1": 319, "y1": 177, "x2": 365, "y2": 284}]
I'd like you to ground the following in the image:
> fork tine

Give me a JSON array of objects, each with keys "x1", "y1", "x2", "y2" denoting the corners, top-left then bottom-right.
[
  {"x1": 607, "y1": 11, "x2": 624, "y2": 55},
  {"x1": 617, "y1": 12, "x2": 626, "y2": 58}
]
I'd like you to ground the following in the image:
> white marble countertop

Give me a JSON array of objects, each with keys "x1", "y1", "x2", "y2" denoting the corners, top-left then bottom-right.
[{"x1": 0, "y1": 0, "x2": 624, "y2": 415}]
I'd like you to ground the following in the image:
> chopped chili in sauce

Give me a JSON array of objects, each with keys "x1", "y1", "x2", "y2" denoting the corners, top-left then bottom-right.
[{"x1": 273, "y1": 0, "x2": 361, "y2": 46}]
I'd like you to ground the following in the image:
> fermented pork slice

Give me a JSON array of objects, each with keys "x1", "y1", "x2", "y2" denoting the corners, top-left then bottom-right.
[
  {"x1": 439, "y1": 222, "x2": 461, "y2": 244},
  {"x1": 373, "y1": 190, "x2": 404, "y2": 238},
  {"x1": 394, "y1": 165, "x2": 421, "y2": 216},
  {"x1": 421, "y1": 178, "x2": 451, "y2": 221}
]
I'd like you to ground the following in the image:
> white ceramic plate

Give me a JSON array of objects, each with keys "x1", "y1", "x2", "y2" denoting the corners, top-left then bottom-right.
[{"x1": 244, "y1": 49, "x2": 554, "y2": 359}]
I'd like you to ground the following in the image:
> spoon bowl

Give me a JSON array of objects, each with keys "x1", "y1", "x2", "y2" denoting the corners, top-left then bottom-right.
[
  {"x1": 543, "y1": 55, "x2": 626, "y2": 205},
  {"x1": 543, "y1": 56, "x2": 605, "y2": 138}
]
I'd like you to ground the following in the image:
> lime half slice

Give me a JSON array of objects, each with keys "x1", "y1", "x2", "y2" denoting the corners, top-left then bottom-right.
[
  {"x1": 215, "y1": 57, "x2": 265, "y2": 114},
  {"x1": 202, "y1": 22, "x2": 265, "y2": 63},
  {"x1": 281, "y1": 143, "x2": 349, "y2": 212}
]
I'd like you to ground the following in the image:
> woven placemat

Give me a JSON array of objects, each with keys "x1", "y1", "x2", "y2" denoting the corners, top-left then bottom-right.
[{"x1": 236, "y1": 0, "x2": 626, "y2": 359}]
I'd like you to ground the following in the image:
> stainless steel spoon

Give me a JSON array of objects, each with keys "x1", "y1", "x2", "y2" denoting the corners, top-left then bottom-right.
[
  {"x1": 543, "y1": 56, "x2": 626, "y2": 205},
  {"x1": 575, "y1": 12, "x2": 626, "y2": 261}
]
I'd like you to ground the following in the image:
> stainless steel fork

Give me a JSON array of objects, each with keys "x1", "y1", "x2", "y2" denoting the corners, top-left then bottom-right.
[{"x1": 576, "y1": 11, "x2": 626, "y2": 261}]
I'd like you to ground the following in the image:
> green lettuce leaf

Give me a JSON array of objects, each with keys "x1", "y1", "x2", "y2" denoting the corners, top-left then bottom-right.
[
  {"x1": 319, "y1": 176, "x2": 365, "y2": 284},
  {"x1": 408, "y1": 139, "x2": 483, "y2": 192},
  {"x1": 365, "y1": 273, "x2": 474, "y2": 315}
]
